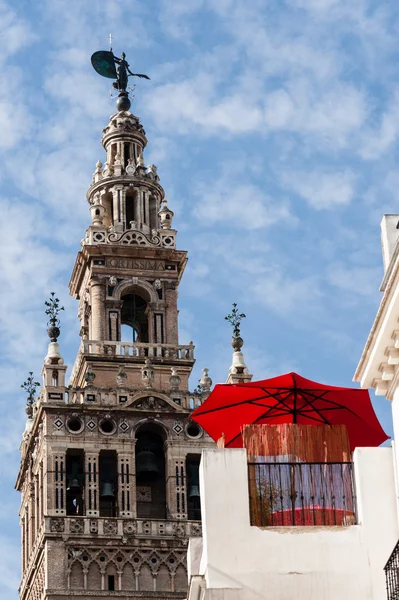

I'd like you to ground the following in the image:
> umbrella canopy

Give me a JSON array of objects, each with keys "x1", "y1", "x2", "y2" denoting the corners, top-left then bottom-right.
[{"x1": 191, "y1": 372, "x2": 388, "y2": 451}]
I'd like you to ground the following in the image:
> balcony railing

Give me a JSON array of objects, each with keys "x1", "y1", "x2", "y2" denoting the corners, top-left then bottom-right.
[
  {"x1": 385, "y1": 540, "x2": 399, "y2": 600},
  {"x1": 82, "y1": 340, "x2": 195, "y2": 361},
  {"x1": 248, "y1": 461, "x2": 357, "y2": 527}
]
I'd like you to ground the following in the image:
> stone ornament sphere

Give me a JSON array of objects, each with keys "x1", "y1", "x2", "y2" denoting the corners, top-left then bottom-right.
[
  {"x1": 47, "y1": 325, "x2": 60, "y2": 342},
  {"x1": 231, "y1": 335, "x2": 243, "y2": 351},
  {"x1": 116, "y1": 93, "x2": 131, "y2": 111}
]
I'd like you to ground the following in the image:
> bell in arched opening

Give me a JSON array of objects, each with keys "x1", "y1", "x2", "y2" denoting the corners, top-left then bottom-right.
[
  {"x1": 136, "y1": 447, "x2": 159, "y2": 479},
  {"x1": 67, "y1": 478, "x2": 81, "y2": 493},
  {"x1": 188, "y1": 484, "x2": 200, "y2": 499},
  {"x1": 100, "y1": 481, "x2": 115, "y2": 499}
]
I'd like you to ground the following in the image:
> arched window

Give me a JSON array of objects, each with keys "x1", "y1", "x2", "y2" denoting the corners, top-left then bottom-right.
[
  {"x1": 135, "y1": 425, "x2": 166, "y2": 519},
  {"x1": 120, "y1": 293, "x2": 149, "y2": 343}
]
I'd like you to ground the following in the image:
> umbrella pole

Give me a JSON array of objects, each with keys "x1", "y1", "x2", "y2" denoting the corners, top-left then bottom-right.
[{"x1": 291, "y1": 382, "x2": 297, "y2": 523}]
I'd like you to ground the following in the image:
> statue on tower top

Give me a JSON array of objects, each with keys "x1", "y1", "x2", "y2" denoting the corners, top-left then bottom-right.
[{"x1": 91, "y1": 46, "x2": 150, "y2": 112}]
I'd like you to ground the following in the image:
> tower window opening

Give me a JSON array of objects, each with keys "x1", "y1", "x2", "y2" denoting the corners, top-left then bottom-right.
[
  {"x1": 125, "y1": 191, "x2": 136, "y2": 229},
  {"x1": 66, "y1": 450, "x2": 85, "y2": 516},
  {"x1": 136, "y1": 427, "x2": 166, "y2": 519},
  {"x1": 108, "y1": 575, "x2": 115, "y2": 591},
  {"x1": 102, "y1": 192, "x2": 113, "y2": 228},
  {"x1": 120, "y1": 293, "x2": 149, "y2": 343},
  {"x1": 110, "y1": 144, "x2": 117, "y2": 167},
  {"x1": 186, "y1": 455, "x2": 201, "y2": 521},
  {"x1": 51, "y1": 370, "x2": 58, "y2": 387},
  {"x1": 99, "y1": 450, "x2": 118, "y2": 517},
  {"x1": 124, "y1": 142, "x2": 131, "y2": 168}
]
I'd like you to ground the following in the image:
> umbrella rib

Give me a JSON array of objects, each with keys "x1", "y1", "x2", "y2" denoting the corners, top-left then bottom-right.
[{"x1": 296, "y1": 389, "x2": 366, "y2": 420}]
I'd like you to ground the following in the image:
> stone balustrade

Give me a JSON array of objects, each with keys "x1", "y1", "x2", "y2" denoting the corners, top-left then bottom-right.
[
  {"x1": 82, "y1": 340, "x2": 195, "y2": 361},
  {"x1": 46, "y1": 516, "x2": 202, "y2": 538}
]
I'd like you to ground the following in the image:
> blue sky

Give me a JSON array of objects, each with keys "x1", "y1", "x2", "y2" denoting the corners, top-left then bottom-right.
[{"x1": 1, "y1": 0, "x2": 399, "y2": 596}]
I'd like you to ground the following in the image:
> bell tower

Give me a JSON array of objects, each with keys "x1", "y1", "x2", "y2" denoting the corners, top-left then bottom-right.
[{"x1": 16, "y1": 73, "x2": 214, "y2": 600}]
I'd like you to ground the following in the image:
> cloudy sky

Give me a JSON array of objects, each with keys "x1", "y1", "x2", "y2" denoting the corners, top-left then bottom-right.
[{"x1": 1, "y1": 0, "x2": 399, "y2": 596}]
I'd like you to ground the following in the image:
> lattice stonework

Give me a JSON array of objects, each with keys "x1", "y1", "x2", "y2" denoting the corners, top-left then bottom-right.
[
  {"x1": 174, "y1": 460, "x2": 187, "y2": 519},
  {"x1": 119, "y1": 454, "x2": 133, "y2": 517},
  {"x1": 29, "y1": 555, "x2": 45, "y2": 600},
  {"x1": 67, "y1": 546, "x2": 187, "y2": 593},
  {"x1": 85, "y1": 453, "x2": 99, "y2": 516},
  {"x1": 53, "y1": 453, "x2": 65, "y2": 515}
]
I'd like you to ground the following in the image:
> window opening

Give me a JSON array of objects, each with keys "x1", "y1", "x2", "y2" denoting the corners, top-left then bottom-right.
[
  {"x1": 66, "y1": 450, "x2": 84, "y2": 515},
  {"x1": 108, "y1": 575, "x2": 115, "y2": 591},
  {"x1": 99, "y1": 450, "x2": 118, "y2": 517},
  {"x1": 136, "y1": 428, "x2": 166, "y2": 519},
  {"x1": 120, "y1": 293, "x2": 148, "y2": 343},
  {"x1": 187, "y1": 456, "x2": 201, "y2": 520}
]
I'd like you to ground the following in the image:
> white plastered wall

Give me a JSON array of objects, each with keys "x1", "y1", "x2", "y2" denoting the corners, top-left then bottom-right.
[{"x1": 193, "y1": 447, "x2": 398, "y2": 600}]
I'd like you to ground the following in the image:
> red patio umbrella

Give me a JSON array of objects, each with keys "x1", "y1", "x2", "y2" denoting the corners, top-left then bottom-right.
[{"x1": 191, "y1": 372, "x2": 388, "y2": 451}]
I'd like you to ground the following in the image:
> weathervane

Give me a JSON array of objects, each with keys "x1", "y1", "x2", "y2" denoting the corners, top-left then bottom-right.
[{"x1": 91, "y1": 36, "x2": 150, "y2": 112}]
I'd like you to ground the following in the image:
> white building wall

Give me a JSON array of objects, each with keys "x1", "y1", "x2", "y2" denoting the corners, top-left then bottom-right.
[{"x1": 189, "y1": 447, "x2": 399, "y2": 600}]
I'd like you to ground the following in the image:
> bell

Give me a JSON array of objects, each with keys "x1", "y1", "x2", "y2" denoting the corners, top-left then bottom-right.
[
  {"x1": 100, "y1": 482, "x2": 115, "y2": 499},
  {"x1": 136, "y1": 449, "x2": 159, "y2": 478},
  {"x1": 188, "y1": 484, "x2": 200, "y2": 499},
  {"x1": 67, "y1": 478, "x2": 81, "y2": 492}
]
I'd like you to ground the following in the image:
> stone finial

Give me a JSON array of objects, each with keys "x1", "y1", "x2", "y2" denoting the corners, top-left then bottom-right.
[
  {"x1": 146, "y1": 164, "x2": 159, "y2": 181},
  {"x1": 84, "y1": 364, "x2": 96, "y2": 386},
  {"x1": 116, "y1": 364, "x2": 128, "y2": 387},
  {"x1": 45, "y1": 292, "x2": 65, "y2": 343},
  {"x1": 199, "y1": 368, "x2": 212, "y2": 392},
  {"x1": 225, "y1": 303, "x2": 246, "y2": 347},
  {"x1": 158, "y1": 199, "x2": 174, "y2": 230},
  {"x1": 90, "y1": 203, "x2": 104, "y2": 226},
  {"x1": 141, "y1": 359, "x2": 154, "y2": 389},
  {"x1": 170, "y1": 367, "x2": 181, "y2": 391},
  {"x1": 21, "y1": 372, "x2": 40, "y2": 418}
]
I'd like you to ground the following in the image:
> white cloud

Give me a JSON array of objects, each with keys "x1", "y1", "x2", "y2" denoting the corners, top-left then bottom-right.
[
  {"x1": 282, "y1": 169, "x2": 355, "y2": 210},
  {"x1": 359, "y1": 89, "x2": 399, "y2": 160},
  {"x1": 327, "y1": 265, "x2": 382, "y2": 297},
  {"x1": 251, "y1": 271, "x2": 322, "y2": 316},
  {"x1": 194, "y1": 180, "x2": 292, "y2": 229}
]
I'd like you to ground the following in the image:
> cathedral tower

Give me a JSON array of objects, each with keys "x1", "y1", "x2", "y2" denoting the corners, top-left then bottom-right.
[{"x1": 16, "y1": 90, "x2": 213, "y2": 599}]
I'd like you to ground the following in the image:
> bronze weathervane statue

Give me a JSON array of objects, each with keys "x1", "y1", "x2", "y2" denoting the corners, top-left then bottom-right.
[{"x1": 91, "y1": 47, "x2": 150, "y2": 111}]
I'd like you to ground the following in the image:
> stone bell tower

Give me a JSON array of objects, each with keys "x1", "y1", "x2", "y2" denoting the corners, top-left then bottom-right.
[{"x1": 16, "y1": 91, "x2": 214, "y2": 599}]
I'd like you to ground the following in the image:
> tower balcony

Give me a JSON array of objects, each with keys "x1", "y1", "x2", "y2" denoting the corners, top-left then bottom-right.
[{"x1": 82, "y1": 340, "x2": 195, "y2": 361}]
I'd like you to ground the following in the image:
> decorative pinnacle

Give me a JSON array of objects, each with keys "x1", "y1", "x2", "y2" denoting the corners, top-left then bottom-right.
[
  {"x1": 21, "y1": 372, "x2": 40, "y2": 417},
  {"x1": 45, "y1": 292, "x2": 65, "y2": 342},
  {"x1": 225, "y1": 303, "x2": 246, "y2": 350}
]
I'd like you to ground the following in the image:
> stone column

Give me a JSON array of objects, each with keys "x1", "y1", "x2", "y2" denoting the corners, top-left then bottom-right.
[
  {"x1": 165, "y1": 287, "x2": 179, "y2": 346},
  {"x1": 112, "y1": 187, "x2": 124, "y2": 233},
  {"x1": 91, "y1": 280, "x2": 106, "y2": 341},
  {"x1": 118, "y1": 453, "x2": 134, "y2": 517},
  {"x1": 85, "y1": 452, "x2": 99, "y2": 517},
  {"x1": 164, "y1": 443, "x2": 187, "y2": 519}
]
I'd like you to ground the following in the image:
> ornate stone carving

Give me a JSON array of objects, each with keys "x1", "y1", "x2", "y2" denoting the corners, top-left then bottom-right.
[
  {"x1": 132, "y1": 396, "x2": 168, "y2": 410},
  {"x1": 190, "y1": 523, "x2": 202, "y2": 537},
  {"x1": 89, "y1": 520, "x2": 98, "y2": 534},
  {"x1": 116, "y1": 364, "x2": 127, "y2": 387},
  {"x1": 170, "y1": 367, "x2": 181, "y2": 391},
  {"x1": 141, "y1": 360, "x2": 154, "y2": 389},
  {"x1": 69, "y1": 519, "x2": 84, "y2": 534},
  {"x1": 173, "y1": 523, "x2": 186, "y2": 537},
  {"x1": 50, "y1": 518, "x2": 65, "y2": 533},
  {"x1": 104, "y1": 520, "x2": 118, "y2": 534},
  {"x1": 123, "y1": 520, "x2": 136, "y2": 535},
  {"x1": 107, "y1": 229, "x2": 161, "y2": 246}
]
